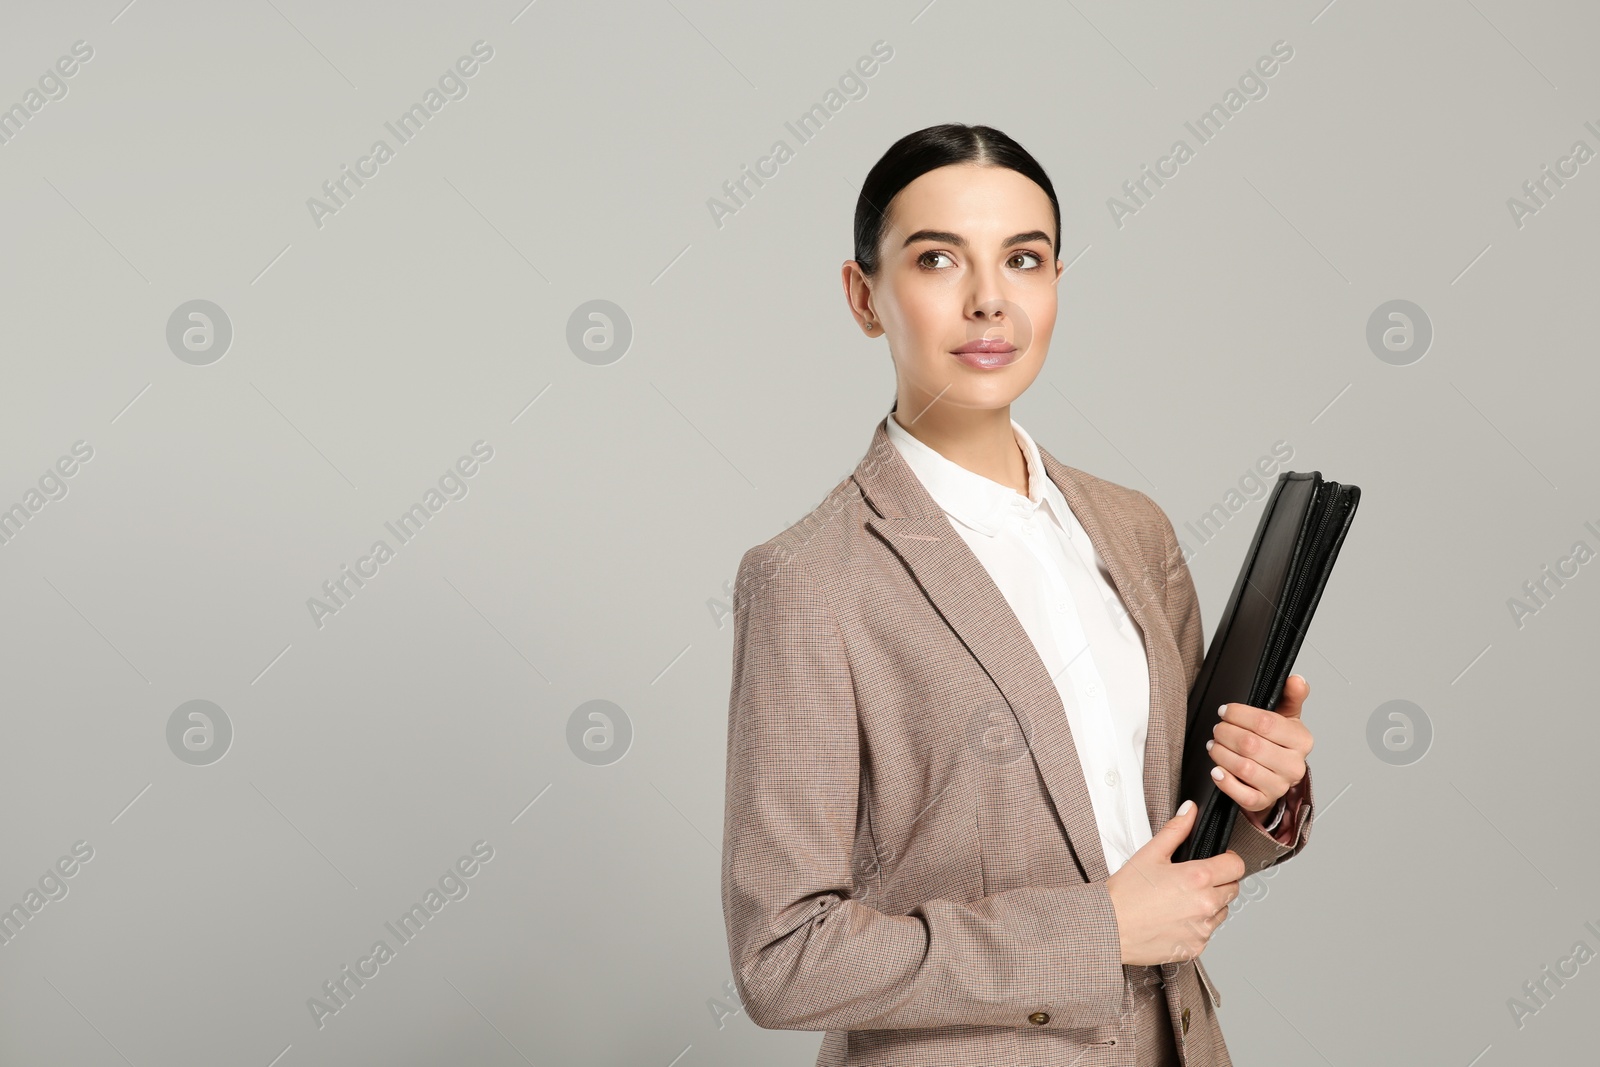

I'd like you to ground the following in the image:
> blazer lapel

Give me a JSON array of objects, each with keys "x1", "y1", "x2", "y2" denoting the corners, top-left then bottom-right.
[
  {"x1": 1036, "y1": 447, "x2": 1180, "y2": 848},
  {"x1": 852, "y1": 415, "x2": 1182, "y2": 885},
  {"x1": 853, "y1": 416, "x2": 1111, "y2": 884}
]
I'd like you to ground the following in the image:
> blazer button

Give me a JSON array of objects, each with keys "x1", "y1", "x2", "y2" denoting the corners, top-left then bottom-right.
[
  {"x1": 1181, "y1": 1007, "x2": 1191, "y2": 1034},
  {"x1": 1028, "y1": 1011, "x2": 1050, "y2": 1026}
]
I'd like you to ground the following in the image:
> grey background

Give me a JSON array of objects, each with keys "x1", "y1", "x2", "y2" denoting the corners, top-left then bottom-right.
[{"x1": 0, "y1": 0, "x2": 1594, "y2": 1064}]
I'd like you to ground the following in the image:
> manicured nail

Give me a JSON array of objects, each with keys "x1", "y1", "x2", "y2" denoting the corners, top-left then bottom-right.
[
  {"x1": 1211, "y1": 766, "x2": 1224, "y2": 780},
  {"x1": 1178, "y1": 800, "x2": 1194, "y2": 816},
  {"x1": 1205, "y1": 740, "x2": 1214, "y2": 752},
  {"x1": 1218, "y1": 704, "x2": 1228, "y2": 719}
]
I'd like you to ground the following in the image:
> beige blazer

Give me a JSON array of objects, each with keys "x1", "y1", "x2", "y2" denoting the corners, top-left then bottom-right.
[{"x1": 722, "y1": 414, "x2": 1315, "y2": 1066}]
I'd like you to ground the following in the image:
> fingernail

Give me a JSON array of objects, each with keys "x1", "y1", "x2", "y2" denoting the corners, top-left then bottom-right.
[
  {"x1": 1218, "y1": 704, "x2": 1228, "y2": 719},
  {"x1": 1206, "y1": 740, "x2": 1214, "y2": 752},
  {"x1": 1211, "y1": 766, "x2": 1224, "y2": 781},
  {"x1": 1178, "y1": 800, "x2": 1194, "y2": 816}
]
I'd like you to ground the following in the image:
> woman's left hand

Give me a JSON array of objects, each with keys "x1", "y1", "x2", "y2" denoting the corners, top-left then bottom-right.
[{"x1": 1207, "y1": 674, "x2": 1313, "y2": 814}]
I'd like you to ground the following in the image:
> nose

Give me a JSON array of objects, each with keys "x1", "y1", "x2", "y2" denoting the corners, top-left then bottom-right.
[
  {"x1": 969, "y1": 298, "x2": 1007, "y2": 335},
  {"x1": 965, "y1": 296, "x2": 1033, "y2": 352},
  {"x1": 966, "y1": 262, "x2": 1009, "y2": 330}
]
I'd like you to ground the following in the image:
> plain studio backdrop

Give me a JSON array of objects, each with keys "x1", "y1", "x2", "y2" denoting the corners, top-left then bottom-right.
[{"x1": 0, "y1": 1, "x2": 1595, "y2": 1064}]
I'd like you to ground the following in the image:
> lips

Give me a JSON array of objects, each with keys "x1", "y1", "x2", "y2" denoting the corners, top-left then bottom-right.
[{"x1": 951, "y1": 337, "x2": 1020, "y2": 369}]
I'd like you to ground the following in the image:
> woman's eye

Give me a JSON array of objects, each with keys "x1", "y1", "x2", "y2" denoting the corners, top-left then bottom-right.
[{"x1": 916, "y1": 249, "x2": 1045, "y2": 270}]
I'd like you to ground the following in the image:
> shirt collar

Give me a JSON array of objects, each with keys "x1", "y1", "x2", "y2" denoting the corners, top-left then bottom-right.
[{"x1": 885, "y1": 412, "x2": 1071, "y2": 537}]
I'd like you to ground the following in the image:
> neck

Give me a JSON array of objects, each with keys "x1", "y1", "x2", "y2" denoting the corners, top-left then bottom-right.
[{"x1": 891, "y1": 401, "x2": 1029, "y2": 497}]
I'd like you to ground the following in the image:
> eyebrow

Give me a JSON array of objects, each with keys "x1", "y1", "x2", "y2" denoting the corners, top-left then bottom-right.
[{"x1": 901, "y1": 229, "x2": 1053, "y2": 251}]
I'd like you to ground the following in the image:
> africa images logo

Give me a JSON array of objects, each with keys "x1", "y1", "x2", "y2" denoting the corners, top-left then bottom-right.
[
  {"x1": 307, "y1": 840, "x2": 495, "y2": 1029},
  {"x1": 305, "y1": 40, "x2": 495, "y2": 229}
]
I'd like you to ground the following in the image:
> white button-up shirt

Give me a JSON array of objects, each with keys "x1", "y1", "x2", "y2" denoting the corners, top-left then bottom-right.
[{"x1": 887, "y1": 413, "x2": 1154, "y2": 874}]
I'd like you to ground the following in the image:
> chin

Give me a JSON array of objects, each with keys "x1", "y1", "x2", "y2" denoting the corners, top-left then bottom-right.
[{"x1": 928, "y1": 380, "x2": 1034, "y2": 412}]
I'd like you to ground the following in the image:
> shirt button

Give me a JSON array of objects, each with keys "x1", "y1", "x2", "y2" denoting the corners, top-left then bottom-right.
[
  {"x1": 1028, "y1": 1011, "x2": 1050, "y2": 1025},
  {"x1": 1085, "y1": 683, "x2": 1099, "y2": 696},
  {"x1": 1056, "y1": 601, "x2": 1069, "y2": 613},
  {"x1": 1104, "y1": 769, "x2": 1117, "y2": 786}
]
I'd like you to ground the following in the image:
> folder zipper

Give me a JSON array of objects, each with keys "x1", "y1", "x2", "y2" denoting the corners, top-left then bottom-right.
[{"x1": 1194, "y1": 790, "x2": 1232, "y2": 859}]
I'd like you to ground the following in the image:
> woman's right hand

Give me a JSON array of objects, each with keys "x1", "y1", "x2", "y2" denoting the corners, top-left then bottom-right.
[{"x1": 1105, "y1": 800, "x2": 1245, "y2": 966}]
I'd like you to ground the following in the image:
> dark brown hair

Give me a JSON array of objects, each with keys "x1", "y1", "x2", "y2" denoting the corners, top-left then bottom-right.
[{"x1": 853, "y1": 123, "x2": 1061, "y2": 277}]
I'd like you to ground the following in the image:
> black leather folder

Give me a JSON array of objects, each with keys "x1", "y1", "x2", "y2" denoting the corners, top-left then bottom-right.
[{"x1": 1175, "y1": 470, "x2": 1360, "y2": 863}]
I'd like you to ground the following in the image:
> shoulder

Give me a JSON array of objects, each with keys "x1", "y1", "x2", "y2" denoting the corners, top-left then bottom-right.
[
  {"x1": 732, "y1": 474, "x2": 872, "y2": 614},
  {"x1": 1039, "y1": 447, "x2": 1181, "y2": 574},
  {"x1": 1041, "y1": 447, "x2": 1172, "y2": 533}
]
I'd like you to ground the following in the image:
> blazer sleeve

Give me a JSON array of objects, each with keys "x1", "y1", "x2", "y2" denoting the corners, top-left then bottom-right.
[
  {"x1": 1143, "y1": 492, "x2": 1314, "y2": 875},
  {"x1": 721, "y1": 543, "x2": 1127, "y2": 1032}
]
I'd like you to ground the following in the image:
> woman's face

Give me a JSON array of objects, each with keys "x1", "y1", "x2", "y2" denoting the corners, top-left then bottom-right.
[{"x1": 846, "y1": 163, "x2": 1063, "y2": 417}]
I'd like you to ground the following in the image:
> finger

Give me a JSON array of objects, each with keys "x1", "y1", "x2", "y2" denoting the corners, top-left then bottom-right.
[
  {"x1": 1209, "y1": 762, "x2": 1272, "y2": 813},
  {"x1": 1146, "y1": 798, "x2": 1199, "y2": 861},
  {"x1": 1276, "y1": 674, "x2": 1310, "y2": 720},
  {"x1": 1208, "y1": 737, "x2": 1289, "y2": 799},
  {"x1": 1197, "y1": 851, "x2": 1246, "y2": 887},
  {"x1": 1211, "y1": 722, "x2": 1303, "y2": 780},
  {"x1": 1216, "y1": 701, "x2": 1298, "y2": 748}
]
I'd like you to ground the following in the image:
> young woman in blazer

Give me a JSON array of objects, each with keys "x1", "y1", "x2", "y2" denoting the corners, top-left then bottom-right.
[{"x1": 721, "y1": 124, "x2": 1315, "y2": 1067}]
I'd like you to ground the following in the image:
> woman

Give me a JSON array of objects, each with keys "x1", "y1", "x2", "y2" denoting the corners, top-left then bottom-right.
[{"x1": 721, "y1": 124, "x2": 1315, "y2": 1067}]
